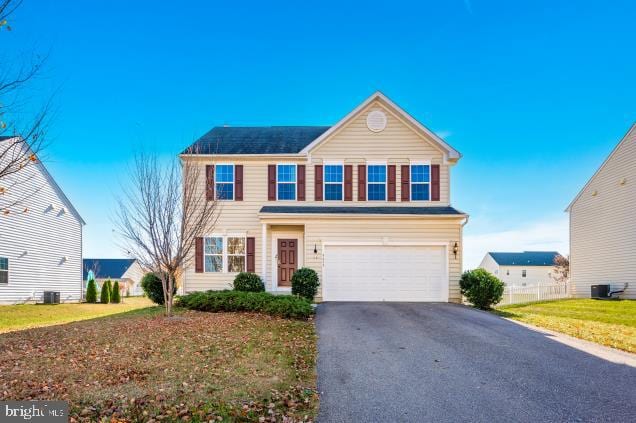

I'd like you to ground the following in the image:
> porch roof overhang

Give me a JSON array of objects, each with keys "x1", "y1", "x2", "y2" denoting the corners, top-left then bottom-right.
[{"x1": 258, "y1": 206, "x2": 468, "y2": 221}]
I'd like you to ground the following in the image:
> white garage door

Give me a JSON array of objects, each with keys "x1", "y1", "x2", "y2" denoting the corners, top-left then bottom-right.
[{"x1": 323, "y1": 245, "x2": 448, "y2": 302}]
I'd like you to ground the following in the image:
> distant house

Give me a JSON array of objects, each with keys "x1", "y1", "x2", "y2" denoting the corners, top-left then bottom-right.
[
  {"x1": 83, "y1": 258, "x2": 145, "y2": 296},
  {"x1": 479, "y1": 251, "x2": 562, "y2": 287},
  {"x1": 567, "y1": 124, "x2": 635, "y2": 299},
  {"x1": 0, "y1": 136, "x2": 85, "y2": 304}
]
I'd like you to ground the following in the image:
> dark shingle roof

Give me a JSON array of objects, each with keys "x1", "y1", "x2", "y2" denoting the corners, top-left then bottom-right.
[
  {"x1": 83, "y1": 258, "x2": 136, "y2": 280},
  {"x1": 488, "y1": 251, "x2": 561, "y2": 266},
  {"x1": 182, "y1": 126, "x2": 331, "y2": 155},
  {"x1": 259, "y1": 206, "x2": 465, "y2": 215},
  {"x1": 0, "y1": 135, "x2": 17, "y2": 141}
]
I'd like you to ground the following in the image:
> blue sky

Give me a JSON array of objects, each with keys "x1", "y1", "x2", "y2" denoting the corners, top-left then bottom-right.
[{"x1": 4, "y1": 0, "x2": 635, "y2": 268}]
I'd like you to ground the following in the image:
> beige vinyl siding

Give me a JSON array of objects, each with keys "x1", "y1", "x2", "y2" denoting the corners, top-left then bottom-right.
[
  {"x1": 569, "y1": 125, "x2": 636, "y2": 299},
  {"x1": 0, "y1": 145, "x2": 83, "y2": 304}
]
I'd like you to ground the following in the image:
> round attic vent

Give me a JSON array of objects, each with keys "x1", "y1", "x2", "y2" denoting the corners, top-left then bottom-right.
[{"x1": 366, "y1": 110, "x2": 387, "y2": 132}]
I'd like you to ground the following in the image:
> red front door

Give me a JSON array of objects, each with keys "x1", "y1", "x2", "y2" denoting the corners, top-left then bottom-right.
[{"x1": 277, "y1": 239, "x2": 297, "y2": 287}]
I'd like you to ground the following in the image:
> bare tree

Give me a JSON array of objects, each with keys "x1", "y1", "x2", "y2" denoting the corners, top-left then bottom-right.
[
  {"x1": 114, "y1": 152, "x2": 218, "y2": 316},
  {"x1": 0, "y1": 0, "x2": 51, "y2": 212},
  {"x1": 550, "y1": 254, "x2": 569, "y2": 283}
]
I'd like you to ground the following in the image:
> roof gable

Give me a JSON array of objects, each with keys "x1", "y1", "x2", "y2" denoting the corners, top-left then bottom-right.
[
  {"x1": 488, "y1": 251, "x2": 560, "y2": 266},
  {"x1": 300, "y1": 92, "x2": 461, "y2": 161},
  {"x1": 566, "y1": 123, "x2": 636, "y2": 211},
  {"x1": 83, "y1": 258, "x2": 137, "y2": 280}
]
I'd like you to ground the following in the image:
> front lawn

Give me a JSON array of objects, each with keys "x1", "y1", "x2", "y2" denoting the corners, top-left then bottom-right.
[
  {"x1": 0, "y1": 307, "x2": 317, "y2": 421},
  {"x1": 0, "y1": 297, "x2": 154, "y2": 333},
  {"x1": 497, "y1": 299, "x2": 636, "y2": 353}
]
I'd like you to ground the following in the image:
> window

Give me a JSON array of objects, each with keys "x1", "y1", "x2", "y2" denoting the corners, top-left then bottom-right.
[
  {"x1": 522, "y1": 270, "x2": 527, "y2": 277},
  {"x1": 324, "y1": 164, "x2": 343, "y2": 200},
  {"x1": 204, "y1": 236, "x2": 246, "y2": 273},
  {"x1": 0, "y1": 257, "x2": 7, "y2": 284},
  {"x1": 227, "y1": 237, "x2": 246, "y2": 272},
  {"x1": 215, "y1": 164, "x2": 234, "y2": 200},
  {"x1": 410, "y1": 164, "x2": 431, "y2": 201},
  {"x1": 367, "y1": 164, "x2": 386, "y2": 201},
  {"x1": 277, "y1": 164, "x2": 296, "y2": 200},
  {"x1": 204, "y1": 237, "x2": 223, "y2": 272}
]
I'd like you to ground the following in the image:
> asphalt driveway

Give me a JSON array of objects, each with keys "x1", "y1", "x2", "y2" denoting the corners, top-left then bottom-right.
[{"x1": 316, "y1": 302, "x2": 636, "y2": 423}]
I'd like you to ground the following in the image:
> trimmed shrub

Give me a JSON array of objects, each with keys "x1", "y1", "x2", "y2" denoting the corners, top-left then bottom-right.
[
  {"x1": 111, "y1": 281, "x2": 121, "y2": 303},
  {"x1": 233, "y1": 272, "x2": 265, "y2": 292},
  {"x1": 86, "y1": 279, "x2": 97, "y2": 303},
  {"x1": 176, "y1": 290, "x2": 314, "y2": 319},
  {"x1": 100, "y1": 280, "x2": 111, "y2": 304},
  {"x1": 141, "y1": 272, "x2": 176, "y2": 305},
  {"x1": 291, "y1": 267, "x2": 320, "y2": 301},
  {"x1": 459, "y1": 268, "x2": 504, "y2": 310}
]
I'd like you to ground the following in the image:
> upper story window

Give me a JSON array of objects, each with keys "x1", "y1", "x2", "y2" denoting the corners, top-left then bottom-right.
[
  {"x1": 411, "y1": 164, "x2": 431, "y2": 201},
  {"x1": 215, "y1": 164, "x2": 234, "y2": 200},
  {"x1": 324, "y1": 164, "x2": 343, "y2": 201},
  {"x1": 367, "y1": 164, "x2": 387, "y2": 201},
  {"x1": 277, "y1": 164, "x2": 296, "y2": 200},
  {"x1": 204, "y1": 236, "x2": 246, "y2": 273},
  {"x1": 0, "y1": 257, "x2": 7, "y2": 284}
]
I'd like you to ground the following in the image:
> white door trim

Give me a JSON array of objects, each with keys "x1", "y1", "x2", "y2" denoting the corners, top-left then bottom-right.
[
  {"x1": 271, "y1": 231, "x2": 304, "y2": 292},
  {"x1": 321, "y1": 242, "x2": 449, "y2": 302}
]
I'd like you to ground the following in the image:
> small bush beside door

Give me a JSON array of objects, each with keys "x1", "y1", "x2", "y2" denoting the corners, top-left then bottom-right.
[
  {"x1": 291, "y1": 267, "x2": 320, "y2": 301},
  {"x1": 460, "y1": 269, "x2": 504, "y2": 310}
]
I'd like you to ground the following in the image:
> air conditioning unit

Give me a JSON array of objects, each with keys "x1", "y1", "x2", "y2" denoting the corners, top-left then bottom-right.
[
  {"x1": 43, "y1": 291, "x2": 61, "y2": 304},
  {"x1": 591, "y1": 285, "x2": 609, "y2": 299}
]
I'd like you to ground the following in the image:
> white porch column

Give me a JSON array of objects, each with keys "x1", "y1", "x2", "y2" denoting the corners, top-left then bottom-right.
[{"x1": 261, "y1": 223, "x2": 267, "y2": 289}]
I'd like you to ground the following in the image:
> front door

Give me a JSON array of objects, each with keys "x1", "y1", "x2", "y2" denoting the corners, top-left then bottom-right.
[{"x1": 277, "y1": 239, "x2": 297, "y2": 287}]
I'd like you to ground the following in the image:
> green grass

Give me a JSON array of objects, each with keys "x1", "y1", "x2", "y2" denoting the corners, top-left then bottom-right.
[
  {"x1": 496, "y1": 299, "x2": 636, "y2": 353},
  {"x1": 0, "y1": 297, "x2": 155, "y2": 333}
]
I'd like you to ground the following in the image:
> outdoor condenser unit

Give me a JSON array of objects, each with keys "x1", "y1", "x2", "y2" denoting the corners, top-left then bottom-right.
[
  {"x1": 43, "y1": 291, "x2": 61, "y2": 304},
  {"x1": 590, "y1": 285, "x2": 609, "y2": 299}
]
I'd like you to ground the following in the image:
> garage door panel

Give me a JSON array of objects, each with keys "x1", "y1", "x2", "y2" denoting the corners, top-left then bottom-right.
[{"x1": 324, "y1": 245, "x2": 447, "y2": 302}]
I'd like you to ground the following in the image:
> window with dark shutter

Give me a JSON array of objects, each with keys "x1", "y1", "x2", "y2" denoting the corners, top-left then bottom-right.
[
  {"x1": 401, "y1": 165, "x2": 410, "y2": 201},
  {"x1": 246, "y1": 237, "x2": 255, "y2": 272},
  {"x1": 357, "y1": 165, "x2": 366, "y2": 201},
  {"x1": 195, "y1": 237, "x2": 204, "y2": 273},
  {"x1": 297, "y1": 165, "x2": 306, "y2": 201},
  {"x1": 314, "y1": 165, "x2": 323, "y2": 201},
  {"x1": 268, "y1": 165, "x2": 276, "y2": 201}
]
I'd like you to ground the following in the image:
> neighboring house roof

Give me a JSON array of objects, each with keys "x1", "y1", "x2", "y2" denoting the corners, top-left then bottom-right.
[
  {"x1": 180, "y1": 92, "x2": 461, "y2": 160},
  {"x1": 0, "y1": 136, "x2": 86, "y2": 225},
  {"x1": 488, "y1": 251, "x2": 560, "y2": 266},
  {"x1": 566, "y1": 123, "x2": 636, "y2": 211},
  {"x1": 182, "y1": 126, "x2": 331, "y2": 155},
  {"x1": 259, "y1": 206, "x2": 465, "y2": 215},
  {"x1": 83, "y1": 258, "x2": 136, "y2": 280}
]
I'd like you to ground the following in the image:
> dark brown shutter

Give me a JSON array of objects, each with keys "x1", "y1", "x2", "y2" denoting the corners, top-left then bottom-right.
[
  {"x1": 431, "y1": 164, "x2": 441, "y2": 201},
  {"x1": 297, "y1": 165, "x2": 306, "y2": 201},
  {"x1": 195, "y1": 237, "x2": 203, "y2": 273},
  {"x1": 246, "y1": 237, "x2": 255, "y2": 272},
  {"x1": 206, "y1": 165, "x2": 214, "y2": 201},
  {"x1": 268, "y1": 165, "x2": 276, "y2": 201},
  {"x1": 235, "y1": 165, "x2": 243, "y2": 201},
  {"x1": 401, "y1": 165, "x2": 410, "y2": 202},
  {"x1": 344, "y1": 165, "x2": 353, "y2": 201},
  {"x1": 387, "y1": 165, "x2": 396, "y2": 201},
  {"x1": 314, "y1": 165, "x2": 323, "y2": 201},
  {"x1": 358, "y1": 165, "x2": 366, "y2": 201}
]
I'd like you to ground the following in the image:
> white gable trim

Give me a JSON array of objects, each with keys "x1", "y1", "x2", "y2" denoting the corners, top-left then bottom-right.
[
  {"x1": 565, "y1": 123, "x2": 636, "y2": 212},
  {"x1": 299, "y1": 91, "x2": 461, "y2": 160}
]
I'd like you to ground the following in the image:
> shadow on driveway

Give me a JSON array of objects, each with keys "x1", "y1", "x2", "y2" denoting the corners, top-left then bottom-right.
[{"x1": 316, "y1": 302, "x2": 636, "y2": 423}]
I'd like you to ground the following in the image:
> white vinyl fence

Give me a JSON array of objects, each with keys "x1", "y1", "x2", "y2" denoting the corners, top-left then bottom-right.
[{"x1": 498, "y1": 283, "x2": 570, "y2": 306}]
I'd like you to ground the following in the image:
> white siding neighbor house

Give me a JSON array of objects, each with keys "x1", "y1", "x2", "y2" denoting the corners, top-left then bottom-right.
[
  {"x1": 567, "y1": 124, "x2": 636, "y2": 299},
  {"x1": 0, "y1": 137, "x2": 85, "y2": 304},
  {"x1": 479, "y1": 251, "x2": 562, "y2": 287},
  {"x1": 83, "y1": 258, "x2": 145, "y2": 296}
]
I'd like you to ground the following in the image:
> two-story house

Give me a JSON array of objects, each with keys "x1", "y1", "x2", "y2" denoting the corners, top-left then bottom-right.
[{"x1": 180, "y1": 92, "x2": 467, "y2": 302}]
